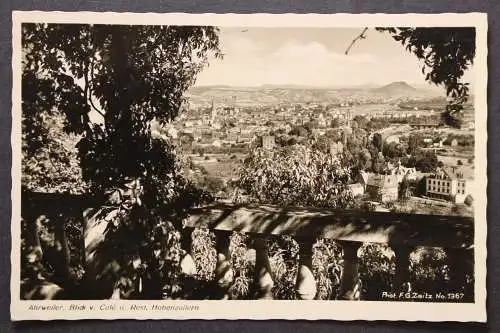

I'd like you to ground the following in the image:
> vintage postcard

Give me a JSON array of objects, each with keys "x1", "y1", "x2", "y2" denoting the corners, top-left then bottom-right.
[{"x1": 11, "y1": 11, "x2": 487, "y2": 321}]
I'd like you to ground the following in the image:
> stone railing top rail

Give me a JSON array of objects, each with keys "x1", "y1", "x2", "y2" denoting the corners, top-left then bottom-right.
[
  {"x1": 184, "y1": 203, "x2": 474, "y2": 249},
  {"x1": 21, "y1": 191, "x2": 474, "y2": 249}
]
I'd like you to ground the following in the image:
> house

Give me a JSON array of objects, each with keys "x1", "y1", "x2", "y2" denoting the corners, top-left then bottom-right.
[
  {"x1": 388, "y1": 160, "x2": 418, "y2": 182},
  {"x1": 355, "y1": 170, "x2": 371, "y2": 190},
  {"x1": 347, "y1": 183, "x2": 365, "y2": 197},
  {"x1": 329, "y1": 141, "x2": 344, "y2": 156},
  {"x1": 262, "y1": 135, "x2": 276, "y2": 150},
  {"x1": 212, "y1": 139, "x2": 222, "y2": 148},
  {"x1": 385, "y1": 135, "x2": 400, "y2": 144},
  {"x1": 365, "y1": 174, "x2": 399, "y2": 203},
  {"x1": 426, "y1": 166, "x2": 474, "y2": 203}
]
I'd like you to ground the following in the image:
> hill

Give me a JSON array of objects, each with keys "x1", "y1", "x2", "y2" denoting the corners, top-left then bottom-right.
[
  {"x1": 186, "y1": 82, "x2": 443, "y2": 107},
  {"x1": 371, "y1": 81, "x2": 441, "y2": 98},
  {"x1": 372, "y1": 81, "x2": 417, "y2": 95}
]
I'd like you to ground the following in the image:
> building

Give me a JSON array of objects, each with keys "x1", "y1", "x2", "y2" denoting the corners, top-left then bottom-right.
[
  {"x1": 366, "y1": 174, "x2": 399, "y2": 203},
  {"x1": 262, "y1": 135, "x2": 276, "y2": 150},
  {"x1": 426, "y1": 166, "x2": 474, "y2": 203},
  {"x1": 212, "y1": 139, "x2": 222, "y2": 148},
  {"x1": 347, "y1": 183, "x2": 365, "y2": 197},
  {"x1": 210, "y1": 99, "x2": 218, "y2": 127},
  {"x1": 329, "y1": 141, "x2": 344, "y2": 156},
  {"x1": 385, "y1": 135, "x2": 400, "y2": 145},
  {"x1": 355, "y1": 170, "x2": 371, "y2": 190},
  {"x1": 387, "y1": 160, "x2": 418, "y2": 182}
]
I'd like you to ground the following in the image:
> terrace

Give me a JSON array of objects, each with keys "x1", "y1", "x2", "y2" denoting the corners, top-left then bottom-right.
[{"x1": 21, "y1": 191, "x2": 474, "y2": 301}]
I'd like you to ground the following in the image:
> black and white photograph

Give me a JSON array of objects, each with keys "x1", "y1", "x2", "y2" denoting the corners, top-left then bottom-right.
[{"x1": 11, "y1": 12, "x2": 487, "y2": 321}]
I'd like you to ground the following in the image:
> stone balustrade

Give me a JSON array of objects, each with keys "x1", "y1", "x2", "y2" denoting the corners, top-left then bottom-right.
[
  {"x1": 21, "y1": 191, "x2": 474, "y2": 301},
  {"x1": 182, "y1": 203, "x2": 474, "y2": 300}
]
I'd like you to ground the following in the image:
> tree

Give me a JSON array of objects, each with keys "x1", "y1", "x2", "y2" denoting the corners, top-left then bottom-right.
[
  {"x1": 237, "y1": 145, "x2": 353, "y2": 209},
  {"x1": 330, "y1": 118, "x2": 341, "y2": 128},
  {"x1": 179, "y1": 132, "x2": 195, "y2": 147},
  {"x1": 372, "y1": 153, "x2": 386, "y2": 174},
  {"x1": 23, "y1": 24, "x2": 221, "y2": 194},
  {"x1": 372, "y1": 133, "x2": 383, "y2": 153},
  {"x1": 398, "y1": 178, "x2": 411, "y2": 201},
  {"x1": 383, "y1": 142, "x2": 405, "y2": 159},
  {"x1": 289, "y1": 125, "x2": 311, "y2": 137},
  {"x1": 358, "y1": 148, "x2": 372, "y2": 171},
  {"x1": 22, "y1": 23, "x2": 221, "y2": 298},
  {"x1": 324, "y1": 129, "x2": 343, "y2": 142},
  {"x1": 408, "y1": 133, "x2": 422, "y2": 154},
  {"x1": 22, "y1": 111, "x2": 87, "y2": 194},
  {"x1": 353, "y1": 115, "x2": 369, "y2": 130},
  {"x1": 414, "y1": 151, "x2": 439, "y2": 173}
]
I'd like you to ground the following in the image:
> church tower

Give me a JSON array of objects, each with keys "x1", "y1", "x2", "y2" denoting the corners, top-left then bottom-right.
[
  {"x1": 211, "y1": 99, "x2": 217, "y2": 127},
  {"x1": 343, "y1": 107, "x2": 352, "y2": 146}
]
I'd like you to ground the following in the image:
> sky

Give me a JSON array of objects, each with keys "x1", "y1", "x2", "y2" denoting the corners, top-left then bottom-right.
[{"x1": 195, "y1": 27, "x2": 474, "y2": 88}]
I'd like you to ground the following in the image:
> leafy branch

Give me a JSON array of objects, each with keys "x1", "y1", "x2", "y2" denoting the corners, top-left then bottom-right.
[{"x1": 344, "y1": 27, "x2": 368, "y2": 55}]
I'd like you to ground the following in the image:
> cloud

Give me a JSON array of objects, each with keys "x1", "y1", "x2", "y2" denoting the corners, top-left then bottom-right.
[
  {"x1": 264, "y1": 41, "x2": 377, "y2": 86},
  {"x1": 220, "y1": 35, "x2": 264, "y2": 56},
  {"x1": 271, "y1": 41, "x2": 374, "y2": 64},
  {"x1": 196, "y1": 34, "x2": 429, "y2": 87}
]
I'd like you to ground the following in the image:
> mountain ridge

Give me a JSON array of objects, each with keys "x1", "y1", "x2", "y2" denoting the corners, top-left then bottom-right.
[{"x1": 187, "y1": 81, "x2": 444, "y2": 105}]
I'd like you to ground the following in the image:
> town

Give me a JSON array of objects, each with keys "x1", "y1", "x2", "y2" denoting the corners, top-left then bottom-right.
[{"x1": 159, "y1": 82, "x2": 475, "y2": 217}]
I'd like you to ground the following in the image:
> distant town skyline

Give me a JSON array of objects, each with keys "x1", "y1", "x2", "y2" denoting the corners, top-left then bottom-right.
[{"x1": 195, "y1": 27, "x2": 474, "y2": 89}]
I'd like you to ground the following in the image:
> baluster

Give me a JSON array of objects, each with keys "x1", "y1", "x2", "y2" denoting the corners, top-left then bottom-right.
[
  {"x1": 214, "y1": 230, "x2": 234, "y2": 299},
  {"x1": 295, "y1": 237, "x2": 317, "y2": 300},
  {"x1": 180, "y1": 227, "x2": 196, "y2": 276},
  {"x1": 83, "y1": 207, "x2": 112, "y2": 299},
  {"x1": 53, "y1": 215, "x2": 71, "y2": 283},
  {"x1": 24, "y1": 216, "x2": 43, "y2": 268},
  {"x1": 178, "y1": 227, "x2": 197, "y2": 299},
  {"x1": 392, "y1": 245, "x2": 414, "y2": 292},
  {"x1": 338, "y1": 241, "x2": 362, "y2": 300},
  {"x1": 446, "y1": 247, "x2": 474, "y2": 299},
  {"x1": 252, "y1": 235, "x2": 274, "y2": 299}
]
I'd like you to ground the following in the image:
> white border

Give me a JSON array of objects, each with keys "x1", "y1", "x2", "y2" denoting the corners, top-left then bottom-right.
[{"x1": 11, "y1": 11, "x2": 488, "y2": 322}]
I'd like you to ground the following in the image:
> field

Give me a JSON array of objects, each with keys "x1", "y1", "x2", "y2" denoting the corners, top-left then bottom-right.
[{"x1": 190, "y1": 153, "x2": 245, "y2": 181}]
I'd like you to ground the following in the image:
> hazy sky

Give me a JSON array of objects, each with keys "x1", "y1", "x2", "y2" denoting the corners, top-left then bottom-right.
[{"x1": 195, "y1": 27, "x2": 474, "y2": 88}]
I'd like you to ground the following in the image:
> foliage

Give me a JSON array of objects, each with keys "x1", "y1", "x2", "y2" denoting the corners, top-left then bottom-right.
[
  {"x1": 398, "y1": 178, "x2": 411, "y2": 201},
  {"x1": 228, "y1": 233, "x2": 253, "y2": 299},
  {"x1": 358, "y1": 244, "x2": 395, "y2": 300},
  {"x1": 268, "y1": 236, "x2": 300, "y2": 300},
  {"x1": 22, "y1": 23, "x2": 220, "y2": 298},
  {"x1": 444, "y1": 133, "x2": 475, "y2": 147},
  {"x1": 191, "y1": 228, "x2": 216, "y2": 281},
  {"x1": 23, "y1": 23, "x2": 220, "y2": 190},
  {"x1": 413, "y1": 150, "x2": 439, "y2": 173},
  {"x1": 410, "y1": 247, "x2": 449, "y2": 295},
  {"x1": 289, "y1": 125, "x2": 311, "y2": 137},
  {"x1": 408, "y1": 133, "x2": 422, "y2": 154},
  {"x1": 237, "y1": 145, "x2": 353, "y2": 208},
  {"x1": 377, "y1": 28, "x2": 475, "y2": 128},
  {"x1": 372, "y1": 133, "x2": 383, "y2": 152},
  {"x1": 383, "y1": 142, "x2": 406, "y2": 159},
  {"x1": 312, "y1": 239, "x2": 343, "y2": 299},
  {"x1": 22, "y1": 112, "x2": 88, "y2": 194}
]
